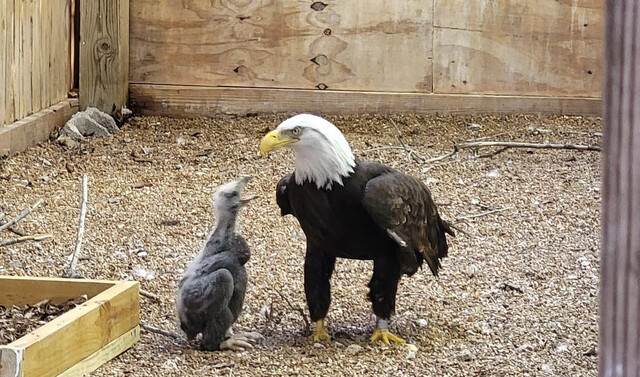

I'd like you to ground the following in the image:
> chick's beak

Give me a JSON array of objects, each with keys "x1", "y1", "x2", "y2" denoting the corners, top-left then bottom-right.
[{"x1": 259, "y1": 130, "x2": 296, "y2": 155}]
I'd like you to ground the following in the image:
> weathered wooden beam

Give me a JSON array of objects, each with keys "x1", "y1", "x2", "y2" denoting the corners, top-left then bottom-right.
[
  {"x1": 0, "y1": 99, "x2": 78, "y2": 157},
  {"x1": 600, "y1": 0, "x2": 640, "y2": 376},
  {"x1": 0, "y1": 277, "x2": 139, "y2": 377},
  {"x1": 79, "y1": 0, "x2": 129, "y2": 116},
  {"x1": 129, "y1": 84, "x2": 602, "y2": 117},
  {"x1": 0, "y1": 275, "x2": 113, "y2": 306}
]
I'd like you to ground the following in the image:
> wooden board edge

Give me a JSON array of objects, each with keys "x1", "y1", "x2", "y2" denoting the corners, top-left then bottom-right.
[
  {"x1": 0, "y1": 276, "x2": 117, "y2": 306},
  {"x1": 0, "y1": 347, "x2": 23, "y2": 377},
  {"x1": 56, "y1": 326, "x2": 140, "y2": 377},
  {"x1": 129, "y1": 84, "x2": 602, "y2": 118},
  {"x1": 6, "y1": 281, "x2": 139, "y2": 377},
  {"x1": 0, "y1": 98, "x2": 78, "y2": 157}
]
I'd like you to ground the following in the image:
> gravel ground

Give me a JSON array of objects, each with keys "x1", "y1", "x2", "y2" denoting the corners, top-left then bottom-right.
[{"x1": 0, "y1": 113, "x2": 601, "y2": 376}]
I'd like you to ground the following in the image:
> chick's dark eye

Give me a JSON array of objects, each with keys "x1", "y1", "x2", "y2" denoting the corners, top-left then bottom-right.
[{"x1": 225, "y1": 192, "x2": 237, "y2": 199}]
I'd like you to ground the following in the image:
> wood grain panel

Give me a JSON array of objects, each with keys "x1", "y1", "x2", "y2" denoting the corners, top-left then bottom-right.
[
  {"x1": 79, "y1": 0, "x2": 129, "y2": 114},
  {"x1": 1, "y1": 0, "x2": 72, "y2": 127},
  {"x1": 0, "y1": 0, "x2": 6, "y2": 126},
  {"x1": 433, "y1": 0, "x2": 603, "y2": 97},
  {"x1": 130, "y1": 0, "x2": 433, "y2": 92},
  {"x1": 129, "y1": 84, "x2": 602, "y2": 117},
  {"x1": 600, "y1": 0, "x2": 640, "y2": 375}
]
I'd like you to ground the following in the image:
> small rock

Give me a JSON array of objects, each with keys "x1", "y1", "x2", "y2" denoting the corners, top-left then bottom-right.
[
  {"x1": 583, "y1": 347, "x2": 598, "y2": 357},
  {"x1": 406, "y1": 351, "x2": 416, "y2": 359},
  {"x1": 468, "y1": 123, "x2": 481, "y2": 129},
  {"x1": 406, "y1": 344, "x2": 418, "y2": 352},
  {"x1": 59, "y1": 107, "x2": 119, "y2": 141},
  {"x1": 132, "y1": 265, "x2": 156, "y2": 280},
  {"x1": 486, "y1": 169, "x2": 500, "y2": 178},
  {"x1": 465, "y1": 264, "x2": 478, "y2": 278},
  {"x1": 313, "y1": 342, "x2": 325, "y2": 349},
  {"x1": 176, "y1": 137, "x2": 186, "y2": 145},
  {"x1": 555, "y1": 341, "x2": 569, "y2": 353},
  {"x1": 457, "y1": 349, "x2": 473, "y2": 362},
  {"x1": 136, "y1": 251, "x2": 148, "y2": 258},
  {"x1": 346, "y1": 344, "x2": 363, "y2": 355},
  {"x1": 174, "y1": 164, "x2": 183, "y2": 170},
  {"x1": 333, "y1": 341, "x2": 345, "y2": 348},
  {"x1": 425, "y1": 177, "x2": 439, "y2": 186},
  {"x1": 540, "y1": 363, "x2": 553, "y2": 373},
  {"x1": 415, "y1": 319, "x2": 429, "y2": 328}
]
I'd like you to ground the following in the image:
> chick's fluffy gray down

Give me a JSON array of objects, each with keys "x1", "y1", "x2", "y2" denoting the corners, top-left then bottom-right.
[{"x1": 176, "y1": 177, "x2": 255, "y2": 351}]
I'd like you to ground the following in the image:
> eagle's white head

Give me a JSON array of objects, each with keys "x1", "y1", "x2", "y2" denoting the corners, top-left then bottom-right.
[{"x1": 260, "y1": 114, "x2": 356, "y2": 189}]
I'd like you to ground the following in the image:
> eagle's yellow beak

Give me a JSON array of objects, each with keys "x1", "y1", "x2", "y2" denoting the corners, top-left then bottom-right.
[{"x1": 259, "y1": 130, "x2": 296, "y2": 155}]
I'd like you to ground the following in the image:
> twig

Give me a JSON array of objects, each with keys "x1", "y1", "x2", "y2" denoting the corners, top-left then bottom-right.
[
  {"x1": 476, "y1": 147, "x2": 509, "y2": 158},
  {"x1": 455, "y1": 141, "x2": 601, "y2": 152},
  {"x1": 140, "y1": 289, "x2": 160, "y2": 301},
  {"x1": 447, "y1": 223, "x2": 472, "y2": 237},
  {"x1": 424, "y1": 146, "x2": 459, "y2": 164},
  {"x1": 274, "y1": 290, "x2": 310, "y2": 331},
  {"x1": 63, "y1": 174, "x2": 88, "y2": 278},
  {"x1": 425, "y1": 140, "x2": 601, "y2": 164},
  {"x1": 358, "y1": 146, "x2": 413, "y2": 154},
  {"x1": 457, "y1": 207, "x2": 512, "y2": 222},
  {"x1": 140, "y1": 321, "x2": 183, "y2": 340},
  {"x1": 0, "y1": 199, "x2": 44, "y2": 233},
  {"x1": 389, "y1": 119, "x2": 426, "y2": 163},
  {"x1": 0, "y1": 234, "x2": 52, "y2": 248}
]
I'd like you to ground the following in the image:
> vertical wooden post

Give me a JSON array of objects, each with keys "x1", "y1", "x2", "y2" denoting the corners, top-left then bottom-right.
[
  {"x1": 79, "y1": 0, "x2": 129, "y2": 116},
  {"x1": 600, "y1": 0, "x2": 640, "y2": 376}
]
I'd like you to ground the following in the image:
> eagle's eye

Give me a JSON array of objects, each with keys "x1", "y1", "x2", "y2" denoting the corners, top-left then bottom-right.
[{"x1": 291, "y1": 126, "x2": 301, "y2": 136}]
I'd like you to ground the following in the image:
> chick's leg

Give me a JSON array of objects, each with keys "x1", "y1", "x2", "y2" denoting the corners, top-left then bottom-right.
[{"x1": 304, "y1": 251, "x2": 336, "y2": 341}]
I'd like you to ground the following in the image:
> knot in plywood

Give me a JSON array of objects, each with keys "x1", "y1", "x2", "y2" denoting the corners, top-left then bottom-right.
[{"x1": 310, "y1": 2, "x2": 328, "y2": 11}]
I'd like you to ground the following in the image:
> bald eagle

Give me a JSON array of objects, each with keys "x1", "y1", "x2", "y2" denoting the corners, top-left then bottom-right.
[{"x1": 260, "y1": 114, "x2": 454, "y2": 344}]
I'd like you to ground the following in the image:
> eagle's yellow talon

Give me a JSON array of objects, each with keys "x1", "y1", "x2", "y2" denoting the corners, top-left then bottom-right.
[
  {"x1": 311, "y1": 320, "x2": 331, "y2": 341},
  {"x1": 370, "y1": 328, "x2": 405, "y2": 344}
]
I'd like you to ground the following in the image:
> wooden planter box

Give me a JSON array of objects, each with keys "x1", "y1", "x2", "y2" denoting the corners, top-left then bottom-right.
[{"x1": 0, "y1": 276, "x2": 140, "y2": 377}]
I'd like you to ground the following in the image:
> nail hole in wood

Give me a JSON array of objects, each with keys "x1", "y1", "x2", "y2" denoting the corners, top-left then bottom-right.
[
  {"x1": 587, "y1": 70, "x2": 592, "y2": 75},
  {"x1": 237, "y1": 15, "x2": 250, "y2": 21},
  {"x1": 310, "y1": 55, "x2": 329, "y2": 65},
  {"x1": 234, "y1": 66, "x2": 248, "y2": 74},
  {"x1": 323, "y1": 28, "x2": 332, "y2": 35},
  {"x1": 462, "y1": 80, "x2": 467, "y2": 84},
  {"x1": 316, "y1": 83, "x2": 328, "y2": 90},
  {"x1": 311, "y1": 2, "x2": 328, "y2": 11}
]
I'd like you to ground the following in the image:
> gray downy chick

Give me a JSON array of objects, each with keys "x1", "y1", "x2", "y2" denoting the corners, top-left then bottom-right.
[{"x1": 176, "y1": 176, "x2": 262, "y2": 351}]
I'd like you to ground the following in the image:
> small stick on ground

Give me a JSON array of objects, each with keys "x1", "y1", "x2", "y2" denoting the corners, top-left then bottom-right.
[
  {"x1": 389, "y1": 119, "x2": 426, "y2": 163},
  {"x1": 63, "y1": 174, "x2": 88, "y2": 278},
  {"x1": 456, "y1": 141, "x2": 601, "y2": 152},
  {"x1": 274, "y1": 289, "x2": 310, "y2": 331},
  {"x1": 457, "y1": 207, "x2": 512, "y2": 222},
  {"x1": 0, "y1": 199, "x2": 44, "y2": 233},
  {"x1": 0, "y1": 234, "x2": 52, "y2": 248},
  {"x1": 141, "y1": 321, "x2": 183, "y2": 341},
  {"x1": 140, "y1": 289, "x2": 160, "y2": 301},
  {"x1": 427, "y1": 140, "x2": 601, "y2": 164}
]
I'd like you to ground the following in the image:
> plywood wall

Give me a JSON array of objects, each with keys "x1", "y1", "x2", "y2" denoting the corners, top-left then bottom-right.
[
  {"x1": 0, "y1": 0, "x2": 73, "y2": 127},
  {"x1": 131, "y1": 0, "x2": 433, "y2": 93},
  {"x1": 130, "y1": 0, "x2": 603, "y2": 98},
  {"x1": 433, "y1": 0, "x2": 603, "y2": 97}
]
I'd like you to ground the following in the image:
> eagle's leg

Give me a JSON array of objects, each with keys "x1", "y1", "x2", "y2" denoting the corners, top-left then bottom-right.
[
  {"x1": 304, "y1": 250, "x2": 336, "y2": 341},
  {"x1": 368, "y1": 258, "x2": 405, "y2": 344}
]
